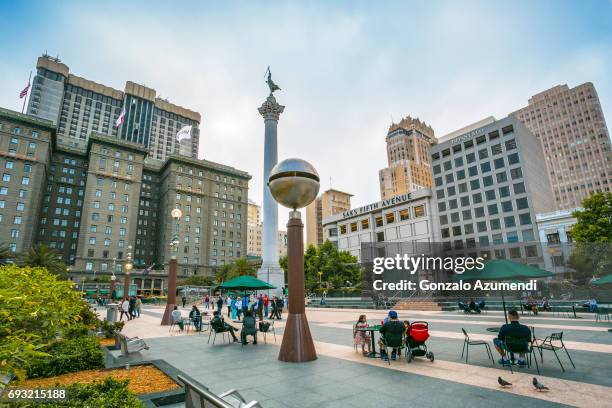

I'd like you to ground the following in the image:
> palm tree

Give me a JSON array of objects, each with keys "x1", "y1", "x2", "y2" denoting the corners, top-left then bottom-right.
[
  {"x1": 0, "y1": 243, "x2": 13, "y2": 265},
  {"x1": 20, "y1": 244, "x2": 68, "y2": 278}
]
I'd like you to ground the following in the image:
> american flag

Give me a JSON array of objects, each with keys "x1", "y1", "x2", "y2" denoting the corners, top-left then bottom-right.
[
  {"x1": 19, "y1": 82, "x2": 30, "y2": 99},
  {"x1": 143, "y1": 264, "x2": 154, "y2": 275}
]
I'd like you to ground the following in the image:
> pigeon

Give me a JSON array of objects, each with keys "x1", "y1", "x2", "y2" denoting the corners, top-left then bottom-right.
[
  {"x1": 498, "y1": 377, "x2": 512, "y2": 387},
  {"x1": 532, "y1": 377, "x2": 549, "y2": 391}
]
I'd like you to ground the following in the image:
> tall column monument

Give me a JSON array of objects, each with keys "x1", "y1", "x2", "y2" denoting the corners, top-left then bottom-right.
[{"x1": 257, "y1": 68, "x2": 285, "y2": 296}]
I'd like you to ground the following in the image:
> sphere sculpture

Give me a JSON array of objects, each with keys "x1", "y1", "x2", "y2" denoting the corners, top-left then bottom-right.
[
  {"x1": 268, "y1": 157, "x2": 319, "y2": 362},
  {"x1": 268, "y1": 158, "x2": 320, "y2": 210}
]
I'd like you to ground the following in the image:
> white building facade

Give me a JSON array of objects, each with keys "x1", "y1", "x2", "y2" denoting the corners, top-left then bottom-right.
[
  {"x1": 322, "y1": 189, "x2": 439, "y2": 262},
  {"x1": 536, "y1": 208, "x2": 579, "y2": 274}
]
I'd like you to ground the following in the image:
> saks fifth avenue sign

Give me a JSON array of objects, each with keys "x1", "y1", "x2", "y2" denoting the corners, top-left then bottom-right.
[{"x1": 342, "y1": 193, "x2": 412, "y2": 218}]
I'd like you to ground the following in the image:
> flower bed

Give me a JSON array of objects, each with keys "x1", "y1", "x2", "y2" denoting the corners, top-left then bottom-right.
[
  {"x1": 98, "y1": 337, "x2": 116, "y2": 347},
  {"x1": 15, "y1": 364, "x2": 180, "y2": 396}
]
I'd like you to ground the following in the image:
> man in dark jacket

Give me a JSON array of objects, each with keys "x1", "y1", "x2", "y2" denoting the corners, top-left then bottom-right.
[
  {"x1": 128, "y1": 296, "x2": 136, "y2": 319},
  {"x1": 379, "y1": 310, "x2": 404, "y2": 361},
  {"x1": 241, "y1": 311, "x2": 258, "y2": 344},
  {"x1": 189, "y1": 305, "x2": 202, "y2": 331},
  {"x1": 210, "y1": 311, "x2": 238, "y2": 342},
  {"x1": 216, "y1": 296, "x2": 223, "y2": 313}
]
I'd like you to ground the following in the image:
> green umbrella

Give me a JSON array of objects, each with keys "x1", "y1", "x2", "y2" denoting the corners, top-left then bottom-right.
[
  {"x1": 451, "y1": 259, "x2": 553, "y2": 323},
  {"x1": 218, "y1": 275, "x2": 276, "y2": 291},
  {"x1": 592, "y1": 274, "x2": 612, "y2": 286}
]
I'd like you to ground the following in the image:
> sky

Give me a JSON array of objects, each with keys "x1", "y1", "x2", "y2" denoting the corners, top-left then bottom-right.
[{"x1": 1, "y1": 0, "x2": 611, "y2": 228}]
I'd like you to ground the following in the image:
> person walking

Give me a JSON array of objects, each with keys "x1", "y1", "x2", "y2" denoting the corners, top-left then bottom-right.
[
  {"x1": 128, "y1": 296, "x2": 136, "y2": 319},
  {"x1": 226, "y1": 295, "x2": 232, "y2": 317},
  {"x1": 257, "y1": 294, "x2": 264, "y2": 321},
  {"x1": 276, "y1": 296, "x2": 284, "y2": 319},
  {"x1": 231, "y1": 297, "x2": 237, "y2": 320},
  {"x1": 204, "y1": 295, "x2": 210, "y2": 310},
  {"x1": 119, "y1": 298, "x2": 130, "y2": 321},
  {"x1": 216, "y1": 296, "x2": 224, "y2": 314},
  {"x1": 181, "y1": 295, "x2": 187, "y2": 308},
  {"x1": 236, "y1": 296, "x2": 243, "y2": 321},
  {"x1": 135, "y1": 296, "x2": 142, "y2": 318},
  {"x1": 263, "y1": 294, "x2": 269, "y2": 318}
]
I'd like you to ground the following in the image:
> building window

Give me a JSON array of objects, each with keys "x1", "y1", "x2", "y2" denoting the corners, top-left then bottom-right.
[
  {"x1": 13, "y1": 216, "x2": 22, "y2": 225},
  {"x1": 340, "y1": 224, "x2": 347, "y2": 234},
  {"x1": 414, "y1": 205, "x2": 425, "y2": 218},
  {"x1": 350, "y1": 222, "x2": 357, "y2": 232},
  {"x1": 375, "y1": 216, "x2": 383, "y2": 227},
  {"x1": 399, "y1": 209, "x2": 410, "y2": 221},
  {"x1": 361, "y1": 219, "x2": 369, "y2": 229},
  {"x1": 85, "y1": 262, "x2": 93, "y2": 271},
  {"x1": 385, "y1": 212, "x2": 395, "y2": 224}
]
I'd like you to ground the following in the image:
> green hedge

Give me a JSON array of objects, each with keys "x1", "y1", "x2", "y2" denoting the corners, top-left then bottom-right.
[
  {"x1": 12, "y1": 378, "x2": 143, "y2": 408},
  {"x1": 26, "y1": 336, "x2": 104, "y2": 379}
]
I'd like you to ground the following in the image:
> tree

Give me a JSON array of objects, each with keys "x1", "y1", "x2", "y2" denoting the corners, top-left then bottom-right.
[
  {"x1": 214, "y1": 258, "x2": 257, "y2": 282},
  {"x1": 280, "y1": 241, "x2": 361, "y2": 293},
  {"x1": 178, "y1": 275, "x2": 215, "y2": 287},
  {"x1": 571, "y1": 193, "x2": 612, "y2": 242},
  {"x1": 0, "y1": 265, "x2": 89, "y2": 379},
  {"x1": 0, "y1": 243, "x2": 12, "y2": 265},
  {"x1": 19, "y1": 244, "x2": 68, "y2": 279},
  {"x1": 567, "y1": 193, "x2": 612, "y2": 283}
]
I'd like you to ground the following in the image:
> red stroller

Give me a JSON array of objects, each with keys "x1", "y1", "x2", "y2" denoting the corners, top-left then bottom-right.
[{"x1": 405, "y1": 321, "x2": 434, "y2": 362}]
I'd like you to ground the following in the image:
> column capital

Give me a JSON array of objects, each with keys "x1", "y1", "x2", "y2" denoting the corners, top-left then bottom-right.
[{"x1": 258, "y1": 94, "x2": 285, "y2": 121}]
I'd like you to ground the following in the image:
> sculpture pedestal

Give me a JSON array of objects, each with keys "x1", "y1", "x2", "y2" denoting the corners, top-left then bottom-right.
[
  {"x1": 278, "y1": 211, "x2": 317, "y2": 363},
  {"x1": 257, "y1": 265, "x2": 284, "y2": 298}
]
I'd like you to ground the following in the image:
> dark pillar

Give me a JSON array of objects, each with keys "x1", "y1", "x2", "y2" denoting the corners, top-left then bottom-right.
[
  {"x1": 278, "y1": 211, "x2": 317, "y2": 362},
  {"x1": 161, "y1": 258, "x2": 178, "y2": 325},
  {"x1": 123, "y1": 273, "x2": 130, "y2": 299}
]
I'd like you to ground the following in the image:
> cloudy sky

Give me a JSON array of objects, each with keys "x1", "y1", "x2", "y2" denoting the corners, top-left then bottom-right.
[{"x1": 1, "y1": 1, "x2": 611, "y2": 226}]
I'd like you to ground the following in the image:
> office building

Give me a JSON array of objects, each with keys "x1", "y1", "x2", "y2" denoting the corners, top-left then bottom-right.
[
  {"x1": 430, "y1": 115, "x2": 554, "y2": 263},
  {"x1": 322, "y1": 190, "x2": 438, "y2": 261},
  {"x1": 27, "y1": 54, "x2": 200, "y2": 161},
  {"x1": 306, "y1": 189, "x2": 352, "y2": 248},
  {"x1": 0, "y1": 107, "x2": 250, "y2": 295},
  {"x1": 512, "y1": 83, "x2": 611, "y2": 209},
  {"x1": 247, "y1": 200, "x2": 263, "y2": 257},
  {"x1": 379, "y1": 116, "x2": 436, "y2": 200}
]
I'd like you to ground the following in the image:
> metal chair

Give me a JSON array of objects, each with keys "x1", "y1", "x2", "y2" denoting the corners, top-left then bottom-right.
[
  {"x1": 461, "y1": 328, "x2": 494, "y2": 365},
  {"x1": 595, "y1": 307, "x2": 610, "y2": 322},
  {"x1": 501, "y1": 336, "x2": 539, "y2": 374},
  {"x1": 381, "y1": 333, "x2": 405, "y2": 365},
  {"x1": 532, "y1": 332, "x2": 575, "y2": 372},
  {"x1": 259, "y1": 320, "x2": 276, "y2": 344},
  {"x1": 208, "y1": 324, "x2": 230, "y2": 344}
]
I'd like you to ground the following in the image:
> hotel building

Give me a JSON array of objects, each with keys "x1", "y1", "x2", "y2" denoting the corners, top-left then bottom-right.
[
  {"x1": 0, "y1": 107, "x2": 250, "y2": 294},
  {"x1": 26, "y1": 54, "x2": 200, "y2": 161}
]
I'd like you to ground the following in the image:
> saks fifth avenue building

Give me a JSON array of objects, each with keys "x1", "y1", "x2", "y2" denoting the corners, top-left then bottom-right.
[{"x1": 322, "y1": 189, "x2": 440, "y2": 261}]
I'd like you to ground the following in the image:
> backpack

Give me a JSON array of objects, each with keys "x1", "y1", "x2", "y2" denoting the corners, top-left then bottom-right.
[{"x1": 259, "y1": 321, "x2": 270, "y2": 332}]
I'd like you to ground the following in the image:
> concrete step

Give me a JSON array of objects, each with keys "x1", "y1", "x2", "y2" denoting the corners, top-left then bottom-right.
[{"x1": 394, "y1": 300, "x2": 441, "y2": 311}]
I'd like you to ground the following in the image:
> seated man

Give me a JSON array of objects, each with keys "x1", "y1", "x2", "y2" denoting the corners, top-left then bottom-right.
[
  {"x1": 241, "y1": 310, "x2": 258, "y2": 345},
  {"x1": 468, "y1": 298, "x2": 481, "y2": 313},
  {"x1": 457, "y1": 299, "x2": 469, "y2": 312},
  {"x1": 478, "y1": 300, "x2": 486, "y2": 310},
  {"x1": 379, "y1": 311, "x2": 404, "y2": 361},
  {"x1": 210, "y1": 311, "x2": 239, "y2": 342},
  {"x1": 189, "y1": 304, "x2": 202, "y2": 331},
  {"x1": 493, "y1": 309, "x2": 531, "y2": 367},
  {"x1": 171, "y1": 306, "x2": 184, "y2": 331}
]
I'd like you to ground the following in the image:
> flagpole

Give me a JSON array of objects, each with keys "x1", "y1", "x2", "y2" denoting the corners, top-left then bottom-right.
[{"x1": 21, "y1": 71, "x2": 32, "y2": 114}]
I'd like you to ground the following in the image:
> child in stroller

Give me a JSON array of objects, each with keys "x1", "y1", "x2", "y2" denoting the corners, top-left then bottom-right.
[{"x1": 404, "y1": 321, "x2": 434, "y2": 363}]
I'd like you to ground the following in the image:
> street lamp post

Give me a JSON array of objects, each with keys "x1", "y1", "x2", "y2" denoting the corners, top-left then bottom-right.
[
  {"x1": 123, "y1": 246, "x2": 133, "y2": 300},
  {"x1": 162, "y1": 208, "x2": 182, "y2": 325},
  {"x1": 268, "y1": 158, "x2": 320, "y2": 363}
]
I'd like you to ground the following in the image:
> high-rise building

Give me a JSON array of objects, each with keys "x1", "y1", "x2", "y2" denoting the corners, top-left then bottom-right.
[
  {"x1": 0, "y1": 107, "x2": 250, "y2": 295},
  {"x1": 430, "y1": 115, "x2": 554, "y2": 263},
  {"x1": 379, "y1": 116, "x2": 436, "y2": 200},
  {"x1": 512, "y1": 83, "x2": 611, "y2": 209},
  {"x1": 277, "y1": 230, "x2": 288, "y2": 258},
  {"x1": 246, "y1": 200, "x2": 263, "y2": 257},
  {"x1": 305, "y1": 189, "x2": 352, "y2": 248},
  {"x1": 27, "y1": 54, "x2": 200, "y2": 161}
]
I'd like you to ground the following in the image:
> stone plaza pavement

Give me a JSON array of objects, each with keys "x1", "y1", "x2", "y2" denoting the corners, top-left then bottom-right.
[{"x1": 116, "y1": 305, "x2": 612, "y2": 408}]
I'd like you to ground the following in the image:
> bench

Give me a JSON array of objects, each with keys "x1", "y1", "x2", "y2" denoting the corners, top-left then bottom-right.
[
  {"x1": 116, "y1": 333, "x2": 149, "y2": 356},
  {"x1": 178, "y1": 374, "x2": 261, "y2": 408}
]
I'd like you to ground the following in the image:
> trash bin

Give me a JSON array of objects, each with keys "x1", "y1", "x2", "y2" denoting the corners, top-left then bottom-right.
[{"x1": 106, "y1": 303, "x2": 119, "y2": 322}]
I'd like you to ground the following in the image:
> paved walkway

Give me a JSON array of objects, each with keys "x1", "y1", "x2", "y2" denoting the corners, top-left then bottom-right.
[{"x1": 113, "y1": 305, "x2": 612, "y2": 408}]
